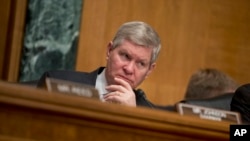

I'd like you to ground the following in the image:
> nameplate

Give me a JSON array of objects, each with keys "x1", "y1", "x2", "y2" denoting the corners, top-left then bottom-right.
[
  {"x1": 45, "y1": 78, "x2": 100, "y2": 100},
  {"x1": 176, "y1": 103, "x2": 242, "y2": 124}
]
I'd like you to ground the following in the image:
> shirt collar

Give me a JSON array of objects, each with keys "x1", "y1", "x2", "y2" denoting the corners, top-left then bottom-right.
[{"x1": 95, "y1": 68, "x2": 108, "y2": 100}]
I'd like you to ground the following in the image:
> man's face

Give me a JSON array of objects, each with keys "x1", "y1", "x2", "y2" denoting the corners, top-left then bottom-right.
[{"x1": 105, "y1": 40, "x2": 156, "y2": 89}]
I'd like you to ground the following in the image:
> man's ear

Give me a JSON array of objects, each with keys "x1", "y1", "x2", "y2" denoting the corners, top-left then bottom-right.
[
  {"x1": 145, "y1": 63, "x2": 156, "y2": 78},
  {"x1": 106, "y1": 41, "x2": 113, "y2": 59}
]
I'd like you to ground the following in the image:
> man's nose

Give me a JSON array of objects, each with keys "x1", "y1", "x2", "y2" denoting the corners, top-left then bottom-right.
[{"x1": 124, "y1": 62, "x2": 134, "y2": 74}]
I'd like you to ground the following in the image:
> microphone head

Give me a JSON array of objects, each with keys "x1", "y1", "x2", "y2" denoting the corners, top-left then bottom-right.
[{"x1": 136, "y1": 89, "x2": 146, "y2": 97}]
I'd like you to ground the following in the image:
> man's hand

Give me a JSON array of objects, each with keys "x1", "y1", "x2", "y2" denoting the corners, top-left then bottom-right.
[{"x1": 103, "y1": 77, "x2": 136, "y2": 107}]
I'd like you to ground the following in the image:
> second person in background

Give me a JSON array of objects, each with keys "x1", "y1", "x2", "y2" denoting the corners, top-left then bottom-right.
[{"x1": 184, "y1": 68, "x2": 239, "y2": 100}]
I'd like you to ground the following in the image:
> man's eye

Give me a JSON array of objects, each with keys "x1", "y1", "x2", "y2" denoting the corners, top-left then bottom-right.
[
  {"x1": 139, "y1": 62, "x2": 145, "y2": 67},
  {"x1": 137, "y1": 62, "x2": 146, "y2": 68},
  {"x1": 120, "y1": 52, "x2": 129, "y2": 59}
]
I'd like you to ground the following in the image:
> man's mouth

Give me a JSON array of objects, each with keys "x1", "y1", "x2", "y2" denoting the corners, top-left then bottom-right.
[{"x1": 117, "y1": 75, "x2": 133, "y2": 84}]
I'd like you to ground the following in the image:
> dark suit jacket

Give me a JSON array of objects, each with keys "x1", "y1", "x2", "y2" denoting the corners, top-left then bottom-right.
[{"x1": 37, "y1": 67, "x2": 155, "y2": 108}]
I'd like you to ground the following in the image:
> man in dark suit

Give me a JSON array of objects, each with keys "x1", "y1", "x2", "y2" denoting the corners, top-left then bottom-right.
[
  {"x1": 231, "y1": 83, "x2": 250, "y2": 124},
  {"x1": 37, "y1": 21, "x2": 161, "y2": 108}
]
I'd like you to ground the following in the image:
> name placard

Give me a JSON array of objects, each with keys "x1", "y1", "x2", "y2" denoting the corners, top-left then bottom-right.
[
  {"x1": 45, "y1": 78, "x2": 100, "y2": 100},
  {"x1": 176, "y1": 103, "x2": 242, "y2": 124}
]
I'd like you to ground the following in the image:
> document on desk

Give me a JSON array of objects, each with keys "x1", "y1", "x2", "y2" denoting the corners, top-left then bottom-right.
[{"x1": 45, "y1": 78, "x2": 100, "y2": 100}]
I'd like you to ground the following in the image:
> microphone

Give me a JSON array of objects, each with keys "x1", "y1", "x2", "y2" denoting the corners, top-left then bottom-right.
[{"x1": 136, "y1": 89, "x2": 155, "y2": 108}]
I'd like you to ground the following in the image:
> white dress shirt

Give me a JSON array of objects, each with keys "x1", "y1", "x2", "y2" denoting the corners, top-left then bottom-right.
[{"x1": 95, "y1": 68, "x2": 109, "y2": 101}]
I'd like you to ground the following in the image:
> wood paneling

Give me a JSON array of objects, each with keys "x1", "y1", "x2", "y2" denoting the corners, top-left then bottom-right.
[
  {"x1": 0, "y1": 0, "x2": 27, "y2": 82},
  {"x1": 0, "y1": 81, "x2": 229, "y2": 141},
  {"x1": 0, "y1": 0, "x2": 11, "y2": 79},
  {"x1": 76, "y1": 0, "x2": 250, "y2": 105}
]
